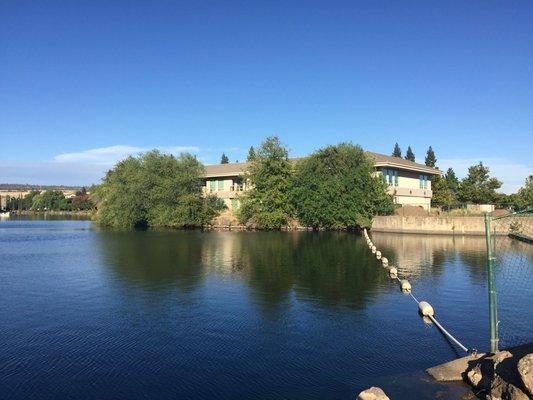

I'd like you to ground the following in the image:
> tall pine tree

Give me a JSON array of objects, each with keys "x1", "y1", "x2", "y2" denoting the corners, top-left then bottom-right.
[
  {"x1": 425, "y1": 146, "x2": 436, "y2": 167},
  {"x1": 220, "y1": 153, "x2": 229, "y2": 164},
  {"x1": 392, "y1": 143, "x2": 402, "y2": 158},
  {"x1": 405, "y1": 146, "x2": 415, "y2": 162},
  {"x1": 247, "y1": 146, "x2": 256, "y2": 161}
]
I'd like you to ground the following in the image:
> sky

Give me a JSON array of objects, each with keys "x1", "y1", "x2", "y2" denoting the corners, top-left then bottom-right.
[{"x1": 1, "y1": 1, "x2": 532, "y2": 193}]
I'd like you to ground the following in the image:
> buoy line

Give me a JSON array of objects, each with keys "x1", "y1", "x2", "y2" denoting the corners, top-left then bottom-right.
[{"x1": 362, "y1": 228, "x2": 472, "y2": 354}]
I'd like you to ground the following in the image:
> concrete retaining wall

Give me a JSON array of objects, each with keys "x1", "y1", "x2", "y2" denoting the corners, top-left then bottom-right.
[{"x1": 372, "y1": 215, "x2": 509, "y2": 236}]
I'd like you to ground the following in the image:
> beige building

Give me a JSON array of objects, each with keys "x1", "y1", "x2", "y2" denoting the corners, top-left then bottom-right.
[{"x1": 203, "y1": 152, "x2": 441, "y2": 212}]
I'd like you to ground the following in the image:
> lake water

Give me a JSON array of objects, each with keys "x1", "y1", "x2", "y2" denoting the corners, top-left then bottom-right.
[{"x1": 1, "y1": 219, "x2": 531, "y2": 399}]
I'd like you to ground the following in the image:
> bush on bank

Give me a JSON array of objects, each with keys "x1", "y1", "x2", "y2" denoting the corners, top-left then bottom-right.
[
  {"x1": 238, "y1": 138, "x2": 394, "y2": 230},
  {"x1": 238, "y1": 136, "x2": 294, "y2": 230},
  {"x1": 96, "y1": 150, "x2": 224, "y2": 229},
  {"x1": 291, "y1": 143, "x2": 394, "y2": 230}
]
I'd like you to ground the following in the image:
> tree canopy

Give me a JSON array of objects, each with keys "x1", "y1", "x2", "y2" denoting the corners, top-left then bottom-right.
[
  {"x1": 515, "y1": 175, "x2": 533, "y2": 210},
  {"x1": 220, "y1": 153, "x2": 229, "y2": 164},
  {"x1": 96, "y1": 150, "x2": 224, "y2": 229},
  {"x1": 31, "y1": 190, "x2": 68, "y2": 211},
  {"x1": 392, "y1": 143, "x2": 402, "y2": 158},
  {"x1": 405, "y1": 146, "x2": 415, "y2": 162},
  {"x1": 247, "y1": 146, "x2": 256, "y2": 161},
  {"x1": 457, "y1": 162, "x2": 502, "y2": 204},
  {"x1": 238, "y1": 136, "x2": 293, "y2": 229},
  {"x1": 291, "y1": 143, "x2": 394, "y2": 230},
  {"x1": 425, "y1": 146, "x2": 436, "y2": 167}
]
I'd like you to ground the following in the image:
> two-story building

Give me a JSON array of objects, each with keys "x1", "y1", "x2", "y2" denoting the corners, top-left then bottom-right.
[{"x1": 203, "y1": 152, "x2": 441, "y2": 212}]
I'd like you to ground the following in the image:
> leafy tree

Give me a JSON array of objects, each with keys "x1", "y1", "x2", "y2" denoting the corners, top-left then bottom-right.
[
  {"x1": 31, "y1": 190, "x2": 68, "y2": 211},
  {"x1": 425, "y1": 146, "x2": 436, "y2": 167},
  {"x1": 238, "y1": 136, "x2": 293, "y2": 229},
  {"x1": 291, "y1": 143, "x2": 394, "y2": 230},
  {"x1": 392, "y1": 143, "x2": 402, "y2": 158},
  {"x1": 457, "y1": 162, "x2": 502, "y2": 204},
  {"x1": 220, "y1": 153, "x2": 229, "y2": 164},
  {"x1": 431, "y1": 176, "x2": 453, "y2": 207},
  {"x1": 247, "y1": 146, "x2": 256, "y2": 161},
  {"x1": 405, "y1": 146, "x2": 415, "y2": 162},
  {"x1": 515, "y1": 175, "x2": 533, "y2": 209},
  {"x1": 97, "y1": 150, "x2": 224, "y2": 229}
]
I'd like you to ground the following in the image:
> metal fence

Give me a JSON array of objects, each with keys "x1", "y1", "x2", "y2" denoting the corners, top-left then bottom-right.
[{"x1": 485, "y1": 209, "x2": 533, "y2": 352}]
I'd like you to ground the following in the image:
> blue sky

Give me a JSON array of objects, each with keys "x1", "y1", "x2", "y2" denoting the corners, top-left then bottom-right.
[{"x1": 1, "y1": 1, "x2": 531, "y2": 192}]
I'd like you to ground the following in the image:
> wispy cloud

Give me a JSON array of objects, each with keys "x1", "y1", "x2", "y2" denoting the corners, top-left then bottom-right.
[
  {"x1": 54, "y1": 145, "x2": 199, "y2": 165},
  {"x1": 439, "y1": 157, "x2": 531, "y2": 194}
]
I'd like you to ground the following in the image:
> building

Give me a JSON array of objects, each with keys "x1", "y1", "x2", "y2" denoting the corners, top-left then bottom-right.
[{"x1": 203, "y1": 152, "x2": 441, "y2": 211}]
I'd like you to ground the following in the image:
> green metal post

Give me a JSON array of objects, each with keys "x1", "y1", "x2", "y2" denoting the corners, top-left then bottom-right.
[{"x1": 484, "y1": 213, "x2": 499, "y2": 353}]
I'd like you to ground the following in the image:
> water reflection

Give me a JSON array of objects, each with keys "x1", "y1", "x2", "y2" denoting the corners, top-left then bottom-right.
[
  {"x1": 96, "y1": 230, "x2": 206, "y2": 292},
  {"x1": 98, "y1": 230, "x2": 389, "y2": 309}
]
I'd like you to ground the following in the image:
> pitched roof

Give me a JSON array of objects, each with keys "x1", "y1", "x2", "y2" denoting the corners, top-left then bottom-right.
[{"x1": 203, "y1": 151, "x2": 440, "y2": 178}]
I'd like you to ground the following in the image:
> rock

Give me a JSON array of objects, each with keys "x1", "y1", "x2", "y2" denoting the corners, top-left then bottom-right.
[
  {"x1": 357, "y1": 386, "x2": 390, "y2": 400},
  {"x1": 467, "y1": 365, "x2": 483, "y2": 387},
  {"x1": 488, "y1": 375, "x2": 528, "y2": 400},
  {"x1": 517, "y1": 354, "x2": 532, "y2": 396}
]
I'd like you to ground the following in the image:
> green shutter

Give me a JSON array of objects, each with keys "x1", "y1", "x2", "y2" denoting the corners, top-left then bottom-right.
[
  {"x1": 218, "y1": 180, "x2": 224, "y2": 190},
  {"x1": 209, "y1": 180, "x2": 216, "y2": 191}
]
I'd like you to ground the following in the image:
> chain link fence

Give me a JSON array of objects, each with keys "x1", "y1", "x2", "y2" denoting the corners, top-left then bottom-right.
[{"x1": 487, "y1": 210, "x2": 533, "y2": 351}]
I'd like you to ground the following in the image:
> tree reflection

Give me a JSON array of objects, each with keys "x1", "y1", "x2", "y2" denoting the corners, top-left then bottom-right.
[{"x1": 96, "y1": 229, "x2": 206, "y2": 292}]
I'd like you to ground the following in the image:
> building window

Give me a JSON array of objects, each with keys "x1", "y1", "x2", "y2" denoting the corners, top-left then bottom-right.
[
  {"x1": 209, "y1": 180, "x2": 216, "y2": 192},
  {"x1": 419, "y1": 175, "x2": 428, "y2": 189},
  {"x1": 217, "y1": 180, "x2": 224, "y2": 191},
  {"x1": 383, "y1": 169, "x2": 398, "y2": 186}
]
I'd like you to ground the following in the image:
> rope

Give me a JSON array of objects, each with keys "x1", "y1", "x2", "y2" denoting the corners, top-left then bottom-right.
[{"x1": 365, "y1": 229, "x2": 471, "y2": 354}]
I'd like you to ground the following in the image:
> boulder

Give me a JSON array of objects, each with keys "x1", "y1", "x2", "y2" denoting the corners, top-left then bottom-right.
[
  {"x1": 517, "y1": 354, "x2": 532, "y2": 396},
  {"x1": 357, "y1": 386, "x2": 390, "y2": 400}
]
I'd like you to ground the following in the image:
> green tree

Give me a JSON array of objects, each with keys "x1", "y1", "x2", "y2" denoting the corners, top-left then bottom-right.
[
  {"x1": 425, "y1": 146, "x2": 436, "y2": 167},
  {"x1": 238, "y1": 136, "x2": 293, "y2": 229},
  {"x1": 392, "y1": 143, "x2": 402, "y2": 158},
  {"x1": 97, "y1": 150, "x2": 224, "y2": 229},
  {"x1": 431, "y1": 176, "x2": 453, "y2": 207},
  {"x1": 457, "y1": 162, "x2": 502, "y2": 204},
  {"x1": 516, "y1": 175, "x2": 533, "y2": 209},
  {"x1": 445, "y1": 168, "x2": 459, "y2": 194},
  {"x1": 247, "y1": 146, "x2": 256, "y2": 161},
  {"x1": 220, "y1": 153, "x2": 229, "y2": 164},
  {"x1": 405, "y1": 146, "x2": 415, "y2": 162},
  {"x1": 291, "y1": 143, "x2": 394, "y2": 230},
  {"x1": 31, "y1": 190, "x2": 68, "y2": 211}
]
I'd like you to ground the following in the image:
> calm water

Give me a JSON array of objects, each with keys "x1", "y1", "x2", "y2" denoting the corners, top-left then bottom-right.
[{"x1": 1, "y1": 220, "x2": 531, "y2": 399}]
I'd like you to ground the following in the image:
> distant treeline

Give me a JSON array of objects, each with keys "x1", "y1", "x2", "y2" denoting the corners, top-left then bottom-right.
[{"x1": 4, "y1": 188, "x2": 95, "y2": 212}]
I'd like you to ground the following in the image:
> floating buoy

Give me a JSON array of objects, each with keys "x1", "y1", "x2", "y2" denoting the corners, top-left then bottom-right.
[
  {"x1": 418, "y1": 301, "x2": 434, "y2": 317},
  {"x1": 382, "y1": 257, "x2": 388, "y2": 266},
  {"x1": 376, "y1": 251, "x2": 382, "y2": 259},
  {"x1": 371, "y1": 246, "x2": 377, "y2": 254},
  {"x1": 389, "y1": 267, "x2": 397, "y2": 275},
  {"x1": 400, "y1": 279, "x2": 412, "y2": 293}
]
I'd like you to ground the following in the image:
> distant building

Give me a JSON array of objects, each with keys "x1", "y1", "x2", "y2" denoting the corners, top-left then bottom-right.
[{"x1": 203, "y1": 152, "x2": 441, "y2": 211}]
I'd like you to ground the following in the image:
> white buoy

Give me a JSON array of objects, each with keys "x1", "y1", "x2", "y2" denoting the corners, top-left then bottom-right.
[
  {"x1": 389, "y1": 267, "x2": 397, "y2": 278},
  {"x1": 371, "y1": 246, "x2": 377, "y2": 254},
  {"x1": 381, "y1": 257, "x2": 388, "y2": 266},
  {"x1": 376, "y1": 251, "x2": 382, "y2": 259},
  {"x1": 400, "y1": 279, "x2": 412, "y2": 293},
  {"x1": 418, "y1": 301, "x2": 434, "y2": 317}
]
